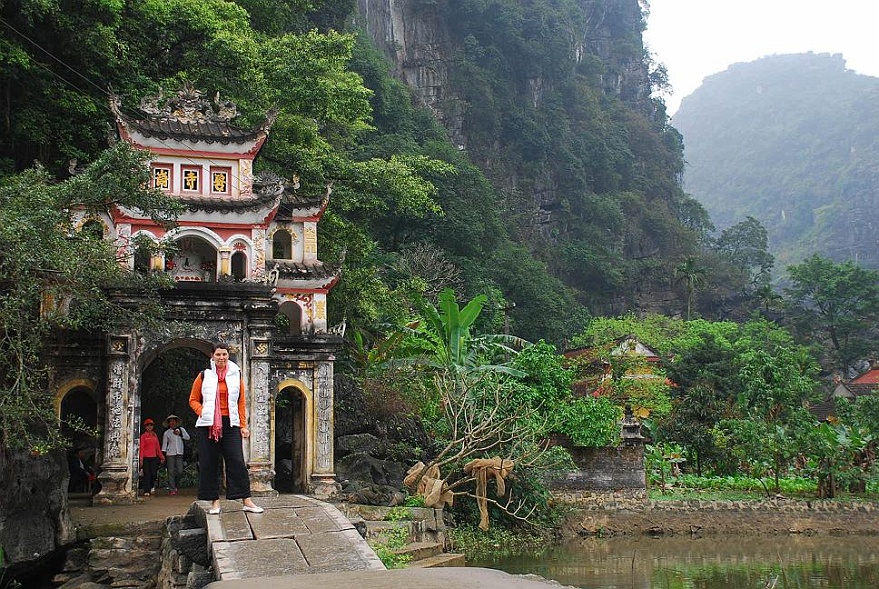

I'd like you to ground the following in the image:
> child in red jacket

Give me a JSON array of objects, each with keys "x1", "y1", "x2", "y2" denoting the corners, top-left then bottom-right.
[{"x1": 138, "y1": 418, "x2": 165, "y2": 497}]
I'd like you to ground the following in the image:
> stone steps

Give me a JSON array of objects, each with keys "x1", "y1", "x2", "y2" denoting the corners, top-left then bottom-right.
[
  {"x1": 392, "y1": 539, "x2": 466, "y2": 568},
  {"x1": 340, "y1": 504, "x2": 465, "y2": 569},
  {"x1": 407, "y1": 552, "x2": 467, "y2": 568},
  {"x1": 393, "y1": 540, "x2": 443, "y2": 561}
]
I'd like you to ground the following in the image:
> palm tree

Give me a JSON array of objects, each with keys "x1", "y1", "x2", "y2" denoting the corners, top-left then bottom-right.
[
  {"x1": 753, "y1": 282, "x2": 782, "y2": 317},
  {"x1": 674, "y1": 256, "x2": 707, "y2": 321}
]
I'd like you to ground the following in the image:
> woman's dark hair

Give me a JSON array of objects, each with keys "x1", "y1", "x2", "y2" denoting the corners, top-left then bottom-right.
[{"x1": 211, "y1": 342, "x2": 232, "y2": 353}]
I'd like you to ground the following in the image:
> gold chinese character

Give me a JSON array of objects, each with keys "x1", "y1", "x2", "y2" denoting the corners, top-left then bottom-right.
[
  {"x1": 212, "y1": 172, "x2": 227, "y2": 193},
  {"x1": 154, "y1": 168, "x2": 169, "y2": 190},
  {"x1": 184, "y1": 170, "x2": 199, "y2": 190}
]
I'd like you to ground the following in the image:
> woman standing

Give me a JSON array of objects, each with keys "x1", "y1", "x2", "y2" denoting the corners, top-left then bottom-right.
[
  {"x1": 138, "y1": 418, "x2": 164, "y2": 497},
  {"x1": 189, "y1": 343, "x2": 263, "y2": 514}
]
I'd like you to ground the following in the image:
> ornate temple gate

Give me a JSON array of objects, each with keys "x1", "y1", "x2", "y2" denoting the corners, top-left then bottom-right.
[
  {"x1": 84, "y1": 283, "x2": 340, "y2": 503},
  {"x1": 51, "y1": 85, "x2": 343, "y2": 504}
]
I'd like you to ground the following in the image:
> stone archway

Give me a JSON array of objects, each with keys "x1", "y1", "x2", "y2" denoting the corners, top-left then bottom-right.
[
  {"x1": 274, "y1": 385, "x2": 309, "y2": 492},
  {"x1": 135, "y1": 340, "x2": 211, "y2": 493},
  {"x1": 57, "y1": 380, "x2": 101, "y2": 493},
  {"x1": 140, "y1": 342, "x2": 209, "y2": 430}
]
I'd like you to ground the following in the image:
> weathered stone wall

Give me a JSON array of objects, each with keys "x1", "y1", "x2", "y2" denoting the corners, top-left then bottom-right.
[
  {"x1": 51, "y1": 514, "x2": 213, "y2": 589},
  {"x1": 551, "y1": 488, "x2": 647, "y2": 510},
  {"x1": 547, "y1": 444, "x2": 647, "y2": 508},
  {"x1": 562, "y1": 499, "x2": 879, "y2": 539},
  {"x1": 0, "y1": 447, "x2": 74, "y2": 569}
]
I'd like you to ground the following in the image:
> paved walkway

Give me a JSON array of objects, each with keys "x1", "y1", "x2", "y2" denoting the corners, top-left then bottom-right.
[
  {"x1": 206, "y1": 567, "x2": 575, "y2": 589},
  {"x1": 70, "y1": 487, "x2": 198, "y2": 538},
  {"x1": 189, "y1": 495, "x2": 384, "y2": 580},
  {"x1": 71, "y1": 491, "x2": 569, "y2": 588}
]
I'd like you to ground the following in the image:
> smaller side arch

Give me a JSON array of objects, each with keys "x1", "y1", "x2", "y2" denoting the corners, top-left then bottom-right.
[
  {"x1": 274, "y1": 378, "x2": 314, "y2": 492},
  {"x1": 54, "y1": 377, "x2": 98, "y2": 418},
  {"x1": 56, "y1": 378, "x2": 101, "y2": 492},
  {"x1": 278, "y1": 301, "x2": 303, "y2": 335}
]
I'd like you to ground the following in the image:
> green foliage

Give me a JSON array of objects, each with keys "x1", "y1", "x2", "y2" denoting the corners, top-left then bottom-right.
[
  {"x1": 400, "y1": 288, "x2": 527, "y2": 381},
  {"x1": 645, "y1": 442, "x2": 687, "y2": 492},
  {"x1": 384, "y1": 506, "x2": 414, "y2": 521},
  {"x1": 402, "y1": 494, "x2": 426, "y2": 508},
  {"x1": 0, "y1": 144, "x2": 179, "y2": 451},
  {"x1": 556, "y1": 397, "x2": 621, "y2": 448},
  {"x1": 784, "y1": 254, "x2": 879, "y2": 369},
  {"x1": 649, "y1": 474, "x2": 819, "y2": 500},
  {"x1": 573, "y1": 314, "x2": 823, "y2": 479},
  {"x1": 798, "y1": 412, "x2": 876, "y2": 499},
  {"x1": 366, "y1": 526, "x2": 411, "y2": 569},
  {"x1": 713, "y1": 216, "x2": 774, "y2": 280}
]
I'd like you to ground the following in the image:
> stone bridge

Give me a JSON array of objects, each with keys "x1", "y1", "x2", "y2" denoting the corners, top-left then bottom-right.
[{"x1": 189, "y1": 495, "x2": 384, "y2": 581}]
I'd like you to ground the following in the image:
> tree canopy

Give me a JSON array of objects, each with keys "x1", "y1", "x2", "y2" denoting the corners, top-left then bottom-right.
[{"x1": 0, "y1": 144, "x2": 179, "y2": 450}]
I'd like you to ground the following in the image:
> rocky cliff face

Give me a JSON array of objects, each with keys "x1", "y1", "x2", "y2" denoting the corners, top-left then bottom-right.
[
  {"x1": 0, "y1": 447, "x2": 74, "y2": 571},
  {"x1": 355, "y1": 0, "x2": 463, "y2": 144},
  {"x1": 355, "y1": 0, "x2": 653, "y2": 233}
]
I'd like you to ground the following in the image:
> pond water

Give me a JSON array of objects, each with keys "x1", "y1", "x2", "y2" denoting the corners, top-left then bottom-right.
[{"x1": 470, "y1": 535, "x2": 879, "y2": 588}]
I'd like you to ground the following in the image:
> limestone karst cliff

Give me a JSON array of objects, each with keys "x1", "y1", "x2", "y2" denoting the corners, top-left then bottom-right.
[
  {"x1": 673, "y1": 52, "x2": 879, "y2": 271},
  {"x1": 355, "y1": 0, "x2": 693, "y2": 316}
]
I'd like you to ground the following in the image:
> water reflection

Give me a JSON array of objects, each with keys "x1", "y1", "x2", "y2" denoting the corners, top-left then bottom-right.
[{"x1": 471, "y1": 535, "x2": 879, "y2": 588}]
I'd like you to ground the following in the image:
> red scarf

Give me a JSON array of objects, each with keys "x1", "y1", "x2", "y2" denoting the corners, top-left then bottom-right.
[{"x1": 208, "y1": 365, "x2": 228, "y2": 441}]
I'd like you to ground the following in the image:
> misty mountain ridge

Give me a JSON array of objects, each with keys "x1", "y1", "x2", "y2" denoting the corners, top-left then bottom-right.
[{"x1": 672, "y1": 52, "x2": 879, "y2": 271}]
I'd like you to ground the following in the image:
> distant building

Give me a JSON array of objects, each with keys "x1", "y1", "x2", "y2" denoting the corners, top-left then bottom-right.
[
  {"x1": 564, "y1": 336, "x2": 662, "y2": 398},
  {"x1": 810, "y1": 367, "x2": 879, "y2": 421}
]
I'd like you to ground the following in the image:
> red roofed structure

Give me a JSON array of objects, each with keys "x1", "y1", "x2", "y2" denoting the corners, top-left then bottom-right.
[{"x1": 53, "y1": 85, "x2": 344, "y2": 503}]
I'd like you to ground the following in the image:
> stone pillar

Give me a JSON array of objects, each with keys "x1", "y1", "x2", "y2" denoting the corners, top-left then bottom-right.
[
  {"x1": 95, "y1": 334, "x2": 135, "y2": 504},
  {"x1": 151, "y1": 253, "x2": 164, "y2": 272},
  {"x1": 248, "y1": 337, "x2": 276, "y2": 495},
  {"x1": 313, "y1": 293, "x2": 328, "y2": 333},
  {"x1": 303, "y1": 223, "x2": 317, "y2": 262},
  {"x1": 311, "y1": 359, "x2": 337, "y2": 498},
  {"x1": 219, "y1": 247, "x2": 231, "y2": 277}
]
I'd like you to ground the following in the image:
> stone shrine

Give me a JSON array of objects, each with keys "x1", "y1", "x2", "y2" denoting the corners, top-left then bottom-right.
[{"x1": 53, "y1": 84, "x2": 343, "y2": 502}]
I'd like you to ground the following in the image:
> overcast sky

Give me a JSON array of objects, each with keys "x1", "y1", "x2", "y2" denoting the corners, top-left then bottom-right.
[{"x1": 642, "y1": 0, "x2": 879, "y2": 115}]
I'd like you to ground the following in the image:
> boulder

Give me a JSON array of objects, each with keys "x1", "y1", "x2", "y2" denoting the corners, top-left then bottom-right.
[{"x1": 0, "y1": 446, "x2": 73, "y2": 568}]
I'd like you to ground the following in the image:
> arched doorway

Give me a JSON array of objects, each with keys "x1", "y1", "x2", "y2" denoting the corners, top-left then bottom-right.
[
  {"x1": 274, "y1": 386, "x2": 307, "y2": 493},
  {"x1": 59, "y1": 385, "x2": 99, "y2": 493},
  {"x1": 278, "y1": 301, "x2": 302, "y2": 335},
  {"x1": 139, "y1": 344, "x2": 209, "y2": 493},
  {"x1": 231, "y1": 251, "x2": 247, "y2": 281},
  {"x1": 60, "y1": 386, "x2": 99, "y2": 450},
  {"x1": 168, "y1": 236, "x2": 218, "y2": 282}
]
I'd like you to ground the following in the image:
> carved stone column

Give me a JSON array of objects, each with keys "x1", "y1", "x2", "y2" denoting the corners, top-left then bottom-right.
[
  {"x1": 310, "y1": 359, "x2": 337, "y2": 498},
  {"x1": 248, "y1": 337, "x2": 276, "y2": 495},
  {"x1": 95, "y1": 334, "x2": 135, "y2": 504},
  {"x1": 218, "y1": 247, "x2": 231, "y2": 277}
]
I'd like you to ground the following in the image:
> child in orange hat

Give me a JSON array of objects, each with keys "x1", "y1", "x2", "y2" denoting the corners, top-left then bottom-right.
[{"x1": 138, "y1": 418, "x2": 164, "y2": 497}]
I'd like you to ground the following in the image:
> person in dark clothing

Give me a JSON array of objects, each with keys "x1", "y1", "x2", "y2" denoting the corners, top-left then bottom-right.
[{"x1": 68, "y1": 447, "x2": 91, "y2": 493}]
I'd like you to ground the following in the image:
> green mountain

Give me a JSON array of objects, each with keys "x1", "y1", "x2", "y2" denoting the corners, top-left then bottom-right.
[
  {"x1": 0, "y1": 0, "x2": 734, "y2": 341},
  {"x1": 672, "y1": 52, "x2": 879, "y2": 271}
]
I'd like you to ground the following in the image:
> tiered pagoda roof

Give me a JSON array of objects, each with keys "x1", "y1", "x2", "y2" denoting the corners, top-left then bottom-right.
[{"x1": 109, "y1": 82, "x2": 276, "y2": 146}]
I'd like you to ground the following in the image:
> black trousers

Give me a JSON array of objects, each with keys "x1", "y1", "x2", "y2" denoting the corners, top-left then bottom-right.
[
  {"x1": 196, "y1": 417, "x2": 251, "y2": 501},
  {"x1": 140, "y1": 457, "x2": 160, "y2": 493}
]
